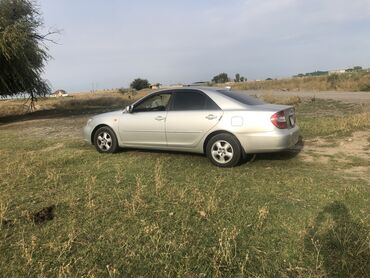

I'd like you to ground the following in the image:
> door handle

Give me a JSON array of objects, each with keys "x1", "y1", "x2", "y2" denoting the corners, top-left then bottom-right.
[
  {"x1": 205, "y1": 114, "x2": 217, "y2": 120},
  {"x1": 155, "y1": 116, "x2": 166, "y2": 121}
]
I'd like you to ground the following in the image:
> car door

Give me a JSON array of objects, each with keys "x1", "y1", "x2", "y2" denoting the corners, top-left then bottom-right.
[
  {"x1": 118, "y1": 92, "x2": 172, "y2": 146},
  {"x1": 165, "y1": 90, "x2": 223, "y2": 147}
]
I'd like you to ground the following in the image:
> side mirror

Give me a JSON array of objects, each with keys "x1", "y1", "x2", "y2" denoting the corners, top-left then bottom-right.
[{"x1": 126, "y1": 105, "x2": 134, "y2": 113}]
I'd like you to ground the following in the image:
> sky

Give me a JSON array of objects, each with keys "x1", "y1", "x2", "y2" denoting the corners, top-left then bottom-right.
[{"x1": 39, "y1": 0, "x2": 370, "y2": 92}]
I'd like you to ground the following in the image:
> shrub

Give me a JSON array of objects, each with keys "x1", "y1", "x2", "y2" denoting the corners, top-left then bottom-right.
[
  {"x1": 130, "y1": 78, "x2": 150, "y2": 90},
  {"x1": 212, "y1": 73, "x2": 229, "y2": 84}
]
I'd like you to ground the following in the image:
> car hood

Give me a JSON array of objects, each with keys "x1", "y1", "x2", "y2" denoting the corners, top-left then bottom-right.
[{"x1": 92, "y1": 110, "x2": 123, "y2": 120}]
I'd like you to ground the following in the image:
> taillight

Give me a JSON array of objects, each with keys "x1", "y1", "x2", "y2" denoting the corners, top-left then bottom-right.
[{"x1": 271, "y1": 111, "x2": 288, "y2": 129}]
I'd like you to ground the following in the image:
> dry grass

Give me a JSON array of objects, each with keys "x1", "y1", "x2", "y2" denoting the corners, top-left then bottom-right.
[
  {"x1": 0, "y1": 93, "x2": 369, "y2": 276},
  {"x1": 260, "y1": 94, "x2": 302, "y2": 106},
  {"x1": 299, "y1": 107, "x2": 370, "y2": 138},
  {"x1": 0, "y1": 89, "x2": 153, "y2": 118},
  {"x1": 229, "y1": 71, "x2": 370, "y2": 92}
]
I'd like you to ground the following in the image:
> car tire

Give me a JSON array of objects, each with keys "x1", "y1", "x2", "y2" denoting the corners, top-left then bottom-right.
[
  {"x1": 93, "y1": 126, "x2": 119, "y2": 153},
  {"x1": 206, "y1": 133, "x2": 242, "y2": 167}
]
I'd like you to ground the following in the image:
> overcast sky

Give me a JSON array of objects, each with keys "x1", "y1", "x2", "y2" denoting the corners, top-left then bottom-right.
[{"x1": 39, "y1": 0, "x2": 370, "y2": 92}]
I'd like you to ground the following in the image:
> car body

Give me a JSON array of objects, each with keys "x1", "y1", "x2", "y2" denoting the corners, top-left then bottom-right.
[{"x1": 83, "y1": 88, "x2": 300, "y2": 167}]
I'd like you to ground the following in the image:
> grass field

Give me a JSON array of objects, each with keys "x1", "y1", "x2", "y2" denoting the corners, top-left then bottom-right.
[
  {"x1": 0, "y1": 94, "x2": 369, "y2": 277},
  {"x1": 227, "y1": 71, "x2": 370, "y2": 92}
]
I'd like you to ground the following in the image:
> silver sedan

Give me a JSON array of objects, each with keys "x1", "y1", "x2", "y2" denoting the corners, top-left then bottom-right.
[{"x1": 83, "y1": 88, "x2": 300, "y2": 167}]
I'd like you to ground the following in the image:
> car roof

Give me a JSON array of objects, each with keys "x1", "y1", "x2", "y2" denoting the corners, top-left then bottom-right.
[{"x1": 145, "y1": 87, "x2": 255, "y2": 110}]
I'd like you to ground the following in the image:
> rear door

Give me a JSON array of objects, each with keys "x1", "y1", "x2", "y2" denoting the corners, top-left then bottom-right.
[{"x1": 165, "y1": 90, "x2": 223, "y2": 147}]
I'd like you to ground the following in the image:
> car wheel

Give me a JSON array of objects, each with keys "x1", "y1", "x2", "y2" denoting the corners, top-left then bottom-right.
[
  {"x1": 206, "y1": 133, "x2": 242, "y2": 167},
  {"x1": 93, "y1": 126, "x2": 119, "y2": 153}
]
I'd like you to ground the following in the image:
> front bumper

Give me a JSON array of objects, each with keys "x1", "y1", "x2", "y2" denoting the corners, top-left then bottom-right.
[{"x1": 83, "y1": 124, "x2": 93, "y2": 144}]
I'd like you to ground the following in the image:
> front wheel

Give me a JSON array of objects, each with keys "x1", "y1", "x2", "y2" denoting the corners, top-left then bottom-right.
[
  {"x1": 93, "y1": 126, "x2": 119, "y2": 153},
  {"x1": 206, "y1": 133, "x2": 242, "y2": 167}
]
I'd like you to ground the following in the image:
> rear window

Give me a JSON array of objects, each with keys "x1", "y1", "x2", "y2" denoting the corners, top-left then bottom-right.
[{"x1": 217, "y1": 90, "x2": 265, "y2": 105}]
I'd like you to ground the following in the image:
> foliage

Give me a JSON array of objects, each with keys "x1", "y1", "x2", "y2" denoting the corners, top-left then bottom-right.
[
  {"x1": 212, "y1": 72, "x2": 229, "y2": 83},
  {"x1": 294, "y1": 71, "x2": 329, "y2": 78},
  {"x1": 234, "y1": 74, "x2": 246, "y2": 83},
  {"x1": 130, "y1": 78, "x2": 150, "y2": 90},
  {"x1": 0, "y1": 0, "x2": 53, "y2": 100},
  {"x1": 118, "y1": 88, "x2": 134, "y2": 95},
  {"x1": 327, "y1": 74, "x2": 340, "y2": 89}
]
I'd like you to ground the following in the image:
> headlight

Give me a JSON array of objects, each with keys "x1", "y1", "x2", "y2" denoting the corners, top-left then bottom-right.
[{"x1": 87, "y1": 118, "x2": 92, "y2": 125}]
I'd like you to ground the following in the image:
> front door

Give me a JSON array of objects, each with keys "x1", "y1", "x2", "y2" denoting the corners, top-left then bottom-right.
[{"x1": 118, "y1": 92, "x2": 171, "y2": 146}]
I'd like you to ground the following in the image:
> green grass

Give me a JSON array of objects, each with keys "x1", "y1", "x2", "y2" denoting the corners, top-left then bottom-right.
[
  {"x1": 295, "y1": 100, "x2": 370, "y2": 138},
  {"x1": 0, "y1": 99, "x2": 369, "y2": 277}
]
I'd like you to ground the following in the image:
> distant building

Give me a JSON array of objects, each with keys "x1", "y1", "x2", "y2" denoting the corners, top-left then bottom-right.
[
  {"x1": 149, "y1": 83, "x2": 162, "y2": 89},
  {"x1": 189, "y1": 81, "x2": 209, "y2": 87},
  {"x1": 162, "y1": 84, "x2": 184, "y2": 89},
  {"x1": 51, "y1": 89, "x2": 69, "y2": 97},
  {"x1": 329, "y1": 69, "x2": 346, "y2": 75}
]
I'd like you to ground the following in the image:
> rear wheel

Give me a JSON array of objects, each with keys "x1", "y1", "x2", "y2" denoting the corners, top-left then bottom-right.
[
  {"x1": 206, "y1": 133, "x2": 242, "y2": 167},
  {"x1": 93, "y1": 126, "x2": 119, "y2": 153}
]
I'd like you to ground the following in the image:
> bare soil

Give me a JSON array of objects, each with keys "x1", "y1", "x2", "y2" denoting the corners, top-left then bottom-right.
[{"x1": 298, "y1": 130, "x2": 370, "y2": 180}]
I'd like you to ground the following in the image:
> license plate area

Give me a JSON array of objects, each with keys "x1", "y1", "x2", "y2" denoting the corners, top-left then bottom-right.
[{"x1": 289, "y1": 115, "x2": 295, "y2": 126}]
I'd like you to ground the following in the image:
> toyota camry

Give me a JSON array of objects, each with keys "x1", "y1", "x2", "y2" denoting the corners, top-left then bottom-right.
[{"x1": 83, "y1": 88, "x2": 300, "y2": 167}]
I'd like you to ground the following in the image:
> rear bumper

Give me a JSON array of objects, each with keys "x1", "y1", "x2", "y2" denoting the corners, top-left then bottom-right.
[{"x1": 237, "y1": 126, "x2": 300, "y2": 153}]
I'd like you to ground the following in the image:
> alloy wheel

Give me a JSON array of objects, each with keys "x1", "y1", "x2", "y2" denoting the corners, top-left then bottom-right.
[{"x1": 211, "y1": 140, "x2": 234, "y2": 164}]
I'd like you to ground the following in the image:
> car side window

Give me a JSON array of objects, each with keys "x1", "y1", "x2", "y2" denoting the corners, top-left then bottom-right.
[
  {"x1": 206, "y1": 96, "x2": 221, "y2": 110},
  {"x1": 133, "y1": 93, "x2": 171, "y2": 112},
  {"x1": 171, "y1": 91, "x2": 220, "y2": 111}
]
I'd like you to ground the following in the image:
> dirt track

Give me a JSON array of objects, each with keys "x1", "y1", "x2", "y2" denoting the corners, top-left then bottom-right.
[{"x1": 240, "y1": 90, "x2": 370, "y2": 104}]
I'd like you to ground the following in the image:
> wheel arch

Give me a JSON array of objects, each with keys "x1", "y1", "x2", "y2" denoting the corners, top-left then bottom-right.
[
  {"x1": 91, "y1": 124, "x2": 115, "y2": 145},
  {"x1": 203, "y1": 130, "x2": 244, "y2": 154}
]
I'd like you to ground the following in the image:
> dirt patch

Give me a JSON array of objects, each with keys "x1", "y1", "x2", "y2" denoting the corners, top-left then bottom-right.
[
  {"x1": 301, "y1": 131, "x2": 370, "y2": 161},
  {"x1": 1, "y1": 116, "x2": 88, "y2": 140},
  {"x1": 42, "y1": 142, "x2": 65, "y2": 152},
  {"x1": 299, "y1": 130, "x2": 370, "y2": 181},
  {"x1": 31, "y1": 205, "x2": 55, "y2": 224}
]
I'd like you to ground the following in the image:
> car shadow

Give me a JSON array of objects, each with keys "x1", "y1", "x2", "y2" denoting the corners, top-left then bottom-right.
[
  {"x1": 116, "y1": 136, "x2": 304, "y2": 165},
  {"x1": 303, "y1": 201, "x2": 369, "y2": 277},
  {"x1": 117, "y1": 148, "x2": 205, "y2": 159}
]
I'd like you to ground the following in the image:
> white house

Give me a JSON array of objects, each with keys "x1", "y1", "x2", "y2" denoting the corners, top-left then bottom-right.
[
  {"x1": 329, "y1": 69, "x2": 346, "y2": 75},
  {"x1": 51, "y1": 90, "x2": 69, "y2": 97}
]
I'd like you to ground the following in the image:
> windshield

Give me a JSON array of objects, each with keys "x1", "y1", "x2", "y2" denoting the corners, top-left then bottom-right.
[{"x1": 217, "y1": 90, "x2": 265, "y2": 105}]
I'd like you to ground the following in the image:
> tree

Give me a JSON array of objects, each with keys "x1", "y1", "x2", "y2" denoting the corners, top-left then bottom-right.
[
  {"x1": 234, "y1": 73, "x2": 240, "y2": 82},
  {"x1": 240, "y1": 76, "x2": 245, "y2": 82},
  {"x1": 0, "y1": 0, "x2": 55, "y2": 101},
  {"x1": 130, "y1": 78, "x2": 150, "y2": 90},
  {"x1": 353, "y1": 66, "x2": 363, "y2": 71},
  {"x1": 212, "y1": 73, "x2": 229, "y2": 84}
]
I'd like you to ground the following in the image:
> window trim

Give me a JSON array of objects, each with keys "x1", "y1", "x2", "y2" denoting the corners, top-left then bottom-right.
[
  {"x1": 132, "y1": 91, "x2": 173, "y2": 113},
  {"x1": 168, "y1": 89, "x2": 221, "y2": 111},
  {"x1": 217, "y1": 90, "x2": 265, "y2": 106}
]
